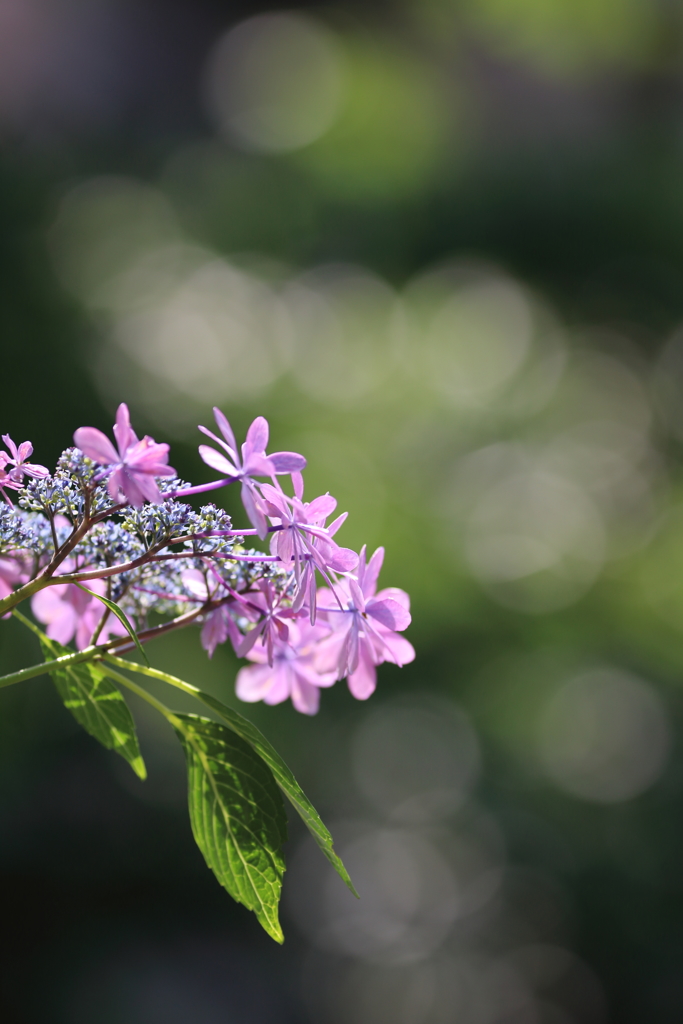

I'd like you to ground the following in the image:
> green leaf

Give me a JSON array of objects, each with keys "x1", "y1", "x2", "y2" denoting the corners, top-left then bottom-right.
[
  {"x1": 192, "y1": 692, "x2": 358, "y2": 898},
  {"x1": 74, "y1": 583, "x2": 149, "y2": 665},
  {"x1": 40, "y1": 637, "x2": 146, "y2": 780},
  {"x1": 174, "y1": 713, "x2": 287, "y2": 942},
  {"x1": 103, "y1": 654, "x2": 357, "y2": 898}
]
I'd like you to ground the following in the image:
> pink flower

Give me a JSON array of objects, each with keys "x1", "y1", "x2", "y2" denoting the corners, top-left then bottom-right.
[
  {"x1": 74, "y1": 403, "x2": 175, "y2": 507},
  {"x1": 0, "y1": 436, "x2": 49, "y2": 491},
  {"x1": 233, "y1": 579, "x2": 298, "y2": 664},
  {"x1": 31, "y1": 571, "x2": 128, "y2": 650},
  {"x1": 181, "y1": 568, "x2": 240, "y2": 658},
  {"x1": 260, "y1": 480, "x2": 358, "y2": 616},
  {"x1": 0, "y1": 556, "x2": 26, "y2": 600},
  {"x1": 198, "y1": 409, "x2": 306, "y2": 538},
  {"x1": 0, "y1": 556, "x2": 28, "y2": 616},
  {"x1": 235, "y1": 620, "x2": 336, "y2": 715},
  {"x1": 316, "y1": 546, "x2": 414, "y2": 700}
]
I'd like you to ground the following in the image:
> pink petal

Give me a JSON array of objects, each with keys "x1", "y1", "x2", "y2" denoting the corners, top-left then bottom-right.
[
  {"x1": 199, "y1": 445, "x2": 237, "y2": 477},
  {"x1": 107, "y1": 468, "x2": 125, "y2": 503},
  {"x1": 292, "y1": 471, "x2": 304, "y2": 500},
  {"x1": 44, "y1": 605, "x2": 77, "y2": 645},
  {"x1": 260, "y1": 482, "x2": 291, "y2": 517},
  {"x1": 16, "y1": 441, "x2": 33, "y2": 461},
  {"x1": 367, "y1": 597, "x2": 411, "y2": 632},
  {"x1": 375, "y1": 629, "x2": 415, "y2": 666},
  {"x1": 236, "y1": 622, "x2": 266, "y2": 658},
  {"x1": 76, "y1": 609, "x2": 100, "y2": 650},
  {"x1": 73, "y1": 427, "x2": 120, "y2": 466},
  {"x1": 347, "y1": 650, "x2": 377, "y2": 700},
  {"x1": 328, "y1": 545, "x2": 359, "y2": 572},
  {"x1": 274, "y1": 618, "x2": 290, "y2": 642},
  {"x1": 112, "y1": 467, "x2": 146, "y2": 507},
  {"x1": 71, "y1": 584, "x2": 93, "y2": 616},
  {"x1": 2, "y1": 435, "x2": 18, "y2": 460},
  {"x1": 339, "y1": 620, "x2": 359, "y2": 677},
  {"x1": 129, "y1": 470, "x2": 163, "y2": 504},
  {"x1": 241, "y1": 481, "x2": 268, "y2": 539},
  {"x1": 182, "y1": 570, "x2": 209, "y2": 600},
  {"x1": 268, "y1": 452, "x2": 307, "y2": 473},
  {"x1": 243, "y1": 416, "x2": 269, "y2": 460},
  {"x1": 0, "y1": 557, "x2": 23, "y2": 585},
  {"x1": 349, "y1": 577, "x2": 365, "y2": 613},
  {"x1": 32, "y1": 585, "x2": 69, "y2": 622},
  {"x1": 235, "y1": 663, "x2": 278, "y2": 702},
  {"x1": 199, "y1": 424, "x2": 238, "y2": 462},
  {"x1": 375, "y1": 586, "x2": 410, "y2": 611},
  {"x1": 363, "y1": 547, "x2": 385, "y2": 597},
  {"x1": 243, "y1": 453, "x2": 276, "y2": 477},
  {"x1": 201, "y1": 609, "x2": 229, "y2": 658},
  {"x1": 22, "y1": 462, "x2": 50, "y2": 479},
  {"x1": 113, "y1": 403, "x2": 135, "y2": 456},
  {"x1": 327, "y1": 512, "x2": 348, "y2": 537},
  {"x1": 213, "y1": 407, "x2": 238, "y2": 457},
  {"x1": 125, "y1": 437, "x2": 172, "y2": 472},
  {"x1": 306, "y1": 494, "x2": 337, "y2": 521},
  {"x1": 295, "y1": 661, "x2": 337, "y2": 688},
  {"x1": 274, "y1": 527, "x2": 294, "y2": 565},
  {"x1": 263, "y1": 672, "x2": 292, "y2": 706},
  {"x1": 225, "y1": 614, "x2": 244, "y2": 655},
  {"x1": 290, "y1": 675, "x2": 321, "y2": 715}
]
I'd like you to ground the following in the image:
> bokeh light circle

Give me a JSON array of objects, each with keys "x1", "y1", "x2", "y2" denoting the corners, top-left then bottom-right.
[
  {"x1": 465, "y1": 469, "x2": 605, "y2": 613},
  {"x1": 203, "y1": 13, "x2": 345, "y2": 153},
  {"x1": 351, "y1": 698, "x2": 480, "y2": 823},
  {"x1": 537, "y1": 668, "x2": 671, "y2": 802}
]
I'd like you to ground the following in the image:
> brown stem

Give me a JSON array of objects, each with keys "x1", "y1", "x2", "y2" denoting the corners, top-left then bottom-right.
[{"x1": 101, "y1": 604, "x2": 205, "y2": 652}]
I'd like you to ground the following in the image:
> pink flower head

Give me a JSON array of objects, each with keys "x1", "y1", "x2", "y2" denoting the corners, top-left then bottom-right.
[
  {"x1": 235, "y1": 620, "x2": 336, "y2": 715},
  {"x1": 316, "y1": 546, "x2": 414, "y2": 700},
  {"x1": 0, "y1": 556, "x2": 28, "y2": 616},
  {"x1": 260, "y1": 480, "x2": 358, "y2": 617},
  {"x1": 31, "y1": 570, "x2": 128, "y2": 651},
  {"x1": 74, "y1": 403, "x2": 175, "y2": 507},
  {"x1": 198, "y1": 409, "x2": 306, "y2": 538},
  {"x1": 0, "y1": 556, "x2": 26, "y2": 599},
  {"x1": 233, "y1": 578, "x2": 298, "y2": 665},
  {"x1": 181, "y1": 568, "x2": 240, "y2": 658},
  {"x1": 0, "y1": 436, "x2": 49, "y2": 491}
]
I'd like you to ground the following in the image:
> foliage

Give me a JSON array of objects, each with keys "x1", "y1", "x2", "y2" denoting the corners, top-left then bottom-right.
[{"x1": 0, "y1": 404, "x2": 412, "y2": 937}]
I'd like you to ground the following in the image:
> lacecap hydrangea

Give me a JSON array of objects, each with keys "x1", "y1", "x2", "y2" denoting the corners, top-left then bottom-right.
[{"x1": 0, "y1": 404, "x2": 414, "y2": 715}]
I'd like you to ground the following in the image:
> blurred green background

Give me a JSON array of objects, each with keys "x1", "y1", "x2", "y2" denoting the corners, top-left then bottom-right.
[{"x1": 4, "y1": 0, "x2": 683, "y2": 1021}]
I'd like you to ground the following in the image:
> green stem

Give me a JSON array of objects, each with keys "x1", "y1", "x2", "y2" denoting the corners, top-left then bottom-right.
[
  {"x1": 0, "y1": 575, "x2": 52, "y2": 617},
  {"x1": 0, "y1": 606, "x2": 208, "y2": 693},
  {"x1": 0, "y1": 647, "x2": 101, "y2": 689},
  {"x1": 4, "y1": 606, "x2": 206, "y2": 690},
  {"x1": 0, "y1": 610, "x2": 107, "y2": 689},
  {"x1": 103, "y1": 653, "x2": 209, "y2": 705},
  {"x1": 99, "y1": 662, "x2": 182, "y2": 727}
]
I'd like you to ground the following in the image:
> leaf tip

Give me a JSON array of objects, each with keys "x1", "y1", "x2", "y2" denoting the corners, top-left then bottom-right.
[{"x1": 263, "y1": 919, "x2": 285, "y2": 944}]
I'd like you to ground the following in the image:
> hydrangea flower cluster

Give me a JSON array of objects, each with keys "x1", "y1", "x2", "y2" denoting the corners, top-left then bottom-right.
[{"x1": 0, "y1": 405, "x2": 414, "y2": 714}]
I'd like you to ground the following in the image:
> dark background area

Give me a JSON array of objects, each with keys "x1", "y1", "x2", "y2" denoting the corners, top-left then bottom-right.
[{"x1": 4, "y1": 1, "x2": 683, "y2": 1021}]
